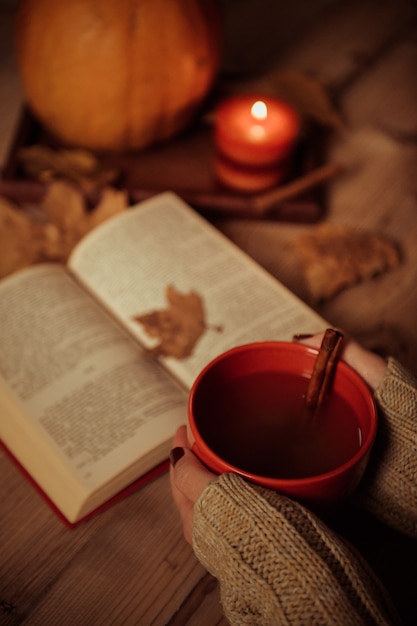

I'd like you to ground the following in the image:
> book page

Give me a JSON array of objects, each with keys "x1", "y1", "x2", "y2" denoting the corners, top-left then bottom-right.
[
  {"x1": 0, "y1": 264, "x2": 187, "y2": 495},
  {"x1": 68, "y1": 192, "x2": 326, "y2": 388}
]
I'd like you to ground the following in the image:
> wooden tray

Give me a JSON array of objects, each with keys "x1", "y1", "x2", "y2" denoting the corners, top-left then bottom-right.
[{"x1": 1, "y1": 106, "x2": 330, "y2": 222}]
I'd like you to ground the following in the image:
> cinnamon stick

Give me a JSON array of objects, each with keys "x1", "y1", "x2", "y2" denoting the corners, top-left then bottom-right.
[
  {"x1": 305, "y1": 328, "x2": 344, "y2": 414},
  {"x1": 128, "y1": 161, "x2": 342, "y2": 221},
  {"x1": 252, "y1": 162, "x2": 342, "y2": 217}
]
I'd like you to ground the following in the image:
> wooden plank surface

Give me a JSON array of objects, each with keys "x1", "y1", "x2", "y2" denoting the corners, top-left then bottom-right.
[
  {"x1": 1, "y1": 1, "x2": 417, "y2": 625},
  {"x1": 0, "y1": 450, "x2": 227, "y2": 625}
]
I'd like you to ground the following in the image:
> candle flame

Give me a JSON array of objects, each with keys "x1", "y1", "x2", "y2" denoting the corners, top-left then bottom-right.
[{"x1": 251, "y1": 100, "x2": 268, "y2": 121}]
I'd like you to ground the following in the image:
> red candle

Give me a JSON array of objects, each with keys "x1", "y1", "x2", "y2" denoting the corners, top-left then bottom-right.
[
  {"x1": 214, "y1": 155, "x2": 288, "y2": 194},
  {"x1": 214, "y1": 94, "x2": 300, "y2": 193}
]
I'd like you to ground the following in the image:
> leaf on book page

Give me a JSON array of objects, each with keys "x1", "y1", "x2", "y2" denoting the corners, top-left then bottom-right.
[{"x1": 133, "y1": 285, "x2": 219, "y2": 359}]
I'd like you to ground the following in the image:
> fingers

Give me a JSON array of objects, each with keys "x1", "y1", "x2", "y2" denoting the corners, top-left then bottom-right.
[
  {"x1": 169, "y1": 425, "x2": 217, "y2": 544},
  {"x1": 293, "y1": 332, "x2": 325, "y2": 349},
  {"x1": 170, "y1": 426, "x2": 216, "y2": 504},
  {"x1": 293, "y1": 329, "x2": 344, "y2": 351},
  {"x1": 339, "y1": 340, "x2": 388, "y2": 390},
  {"x1": 293, "y1": 330, "x2": 387, "y2": 391},
  {"x1": 170, "y1": 488, "x2": 195, "y2": 545},
  {"x1": 172, "y1": 424, "x2": 189, "y2": 449}
]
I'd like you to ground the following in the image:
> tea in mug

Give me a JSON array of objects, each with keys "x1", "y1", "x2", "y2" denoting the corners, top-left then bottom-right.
[{"x1": 193, "y1": 370, "x2": 362, "y2": 479}]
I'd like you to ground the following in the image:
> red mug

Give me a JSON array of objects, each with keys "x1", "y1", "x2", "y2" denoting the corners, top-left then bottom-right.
[{"x1": 188, "y1": 342, "x2": 378, "y2": 510}]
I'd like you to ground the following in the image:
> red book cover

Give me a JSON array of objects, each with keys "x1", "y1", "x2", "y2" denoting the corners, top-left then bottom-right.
[{"x1": 1, "y1": 442, "x2": 169, "y2": 528}]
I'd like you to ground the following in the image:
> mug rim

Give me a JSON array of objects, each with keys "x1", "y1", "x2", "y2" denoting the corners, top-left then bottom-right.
[{"x1": 188, "y1": 341, "x2": 378, "y2": 489}]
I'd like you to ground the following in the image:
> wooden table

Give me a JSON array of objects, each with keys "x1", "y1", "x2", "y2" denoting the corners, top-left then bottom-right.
[{"x1": 1, "y1": 1, "x2": 417, "y2": 624}]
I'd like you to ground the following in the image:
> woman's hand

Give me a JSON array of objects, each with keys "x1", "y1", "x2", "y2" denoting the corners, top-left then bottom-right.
[
  {"x1": 294, "y1": 331, "x2": 388, "y2": 391},
  {"x1": 169, "y1": 425, "x2": 216, "y2": 544}
]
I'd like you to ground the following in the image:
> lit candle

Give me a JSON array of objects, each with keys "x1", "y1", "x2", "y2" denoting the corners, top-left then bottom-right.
[{"x1": 214, "y1": 94, "x2": 300, "y2": 193}]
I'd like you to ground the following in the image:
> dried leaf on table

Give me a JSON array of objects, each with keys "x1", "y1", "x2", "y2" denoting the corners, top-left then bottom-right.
[
  {"x1": 0, "y1": 195, "x2": 44, "y2": 278},
  {"x1": 41, "y1": 181, "x2": 128, "y2": 261},
  {"x1": 86, "y1": 186, "x2": 129, "y2": 229},
  {"x1": 17, "y1": 144, "x2": 119, "y2": 193},
  {"x1": 272, "y1": 69, "x2": 345, "y2": 130},
  {"x1": 41, "y1": 180, "x2": 88, "y2": 260},
  {"x1": 293, "y1": 223, "x2": 401, "y2": 302},
  {"x1": 133, "y1": 285, "x2": 215, "y2": 359},
  {"x1": 0, "y1": 181, "x2": 129, "y2": 276},
  {"x1": 42, "y1": 179, "x2": 86, "y2": 233}
]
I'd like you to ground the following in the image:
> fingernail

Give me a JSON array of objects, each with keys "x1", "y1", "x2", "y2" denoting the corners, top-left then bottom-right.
[
  {"x1": 293, "y1": 333, "x2": 313, "y2": 342},
  {"x1": 169, "y1": 447, "x2": 185, "y2": 467}
]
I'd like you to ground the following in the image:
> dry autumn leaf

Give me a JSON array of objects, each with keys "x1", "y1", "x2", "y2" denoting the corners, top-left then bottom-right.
[
  {"x1": 0, "y1": 195, "x2": 44, "y2": 278},
  {"x1": 133, "y1": 285, "x2": 212, "y2": 359},
  {"x1": 272, "y1": 69, "x2": 345, "y2": 131},
  {"x1": 41, "y1": 180, "x2": 128, "y2": 261},
  {"x1": 17, "y1": 144, "x2": 119, "y2": 193},
  {"x1": 42, "y1": 179, "x2": 86, "y2": 235},
  {"x1": 293, "y1": 224, "x2": 401, "y2": 302},
  {"x1": 0, "y1": 181, "x2": 128, "y2": 276},
  {"x1": 87, "y1": 186, "x2": 129, "y2": 230}
]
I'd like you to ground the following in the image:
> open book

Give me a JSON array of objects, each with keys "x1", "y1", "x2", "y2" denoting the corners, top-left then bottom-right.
[{"x1": 0, "y1": 192, "x2": 325, "y2": 524}]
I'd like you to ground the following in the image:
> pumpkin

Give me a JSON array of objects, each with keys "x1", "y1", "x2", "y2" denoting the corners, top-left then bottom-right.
[{"x1": 16, "y1": 0, "x2": 221, "y2": 151}]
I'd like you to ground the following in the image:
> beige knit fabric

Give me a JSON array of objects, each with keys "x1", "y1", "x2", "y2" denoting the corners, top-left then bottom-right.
[
  {"x1": 356, "y1": 357, "x2": 417, "y2": 538},
  {"x1": 193, "y1": 473, "x2": 400, "y2": 625},
  {"x1": 192, "y1": 356, "x2": 417, "y2": 625}
]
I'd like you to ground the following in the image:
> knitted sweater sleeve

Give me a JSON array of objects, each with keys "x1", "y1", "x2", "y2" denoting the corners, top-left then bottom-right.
[
  {"x1": 192, "y1": 473, "x2": 400, "y2": 626},
  {"x1": 356, "y1": 357, "x2": 417, "y2": 538}
]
